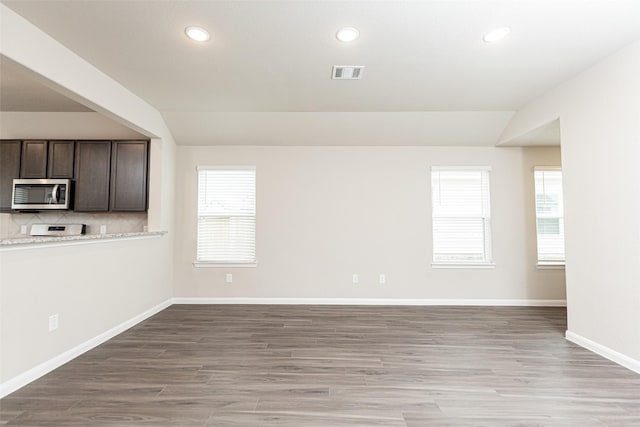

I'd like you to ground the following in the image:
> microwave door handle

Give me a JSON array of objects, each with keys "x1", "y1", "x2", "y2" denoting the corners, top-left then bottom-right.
[{"x1": 51, "y1": 184, "x2": 59, "y2": 204}]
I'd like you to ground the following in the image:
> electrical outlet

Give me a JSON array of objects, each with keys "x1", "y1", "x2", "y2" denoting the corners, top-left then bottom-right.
[
  {"x1": 100, "y1": 225, "x2": 107, "y2": 234},
  {"x1": 352, "y1": 274, "x2": 359, "y2": 284},
  {"x1": 379, "y1": 274, "x2": 386, "y2": 284},
  {"x1": 49, "y1": 314, "x2": 59, "y2": 332},
  {"x1": 226, "y1": 273, "x2": 233, "y2": 283},
  {"x1": 20, "y1": 225, "x2": 28, "y2": 234}
]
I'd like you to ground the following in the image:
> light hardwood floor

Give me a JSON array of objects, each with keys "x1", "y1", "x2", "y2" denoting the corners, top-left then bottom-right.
[{"x1": 1, "y1": 305, "x2": 639, "y2": 426}]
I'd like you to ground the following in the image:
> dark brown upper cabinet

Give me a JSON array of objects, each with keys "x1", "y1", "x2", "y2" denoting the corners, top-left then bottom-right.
[
  {"x1": 20, "y1": 140, "x2": 48, "y2": 178},
  {"x1": 0, "y1": 140, "x2": 21, "y2": 211},
  {"x1": 110, "y1": 140, "x2": 148, "y2": 212},
  {"x1": 47, "y1": 140, "x2": 75, "y2": 178},
  {"x1": 74, "y1": 141, "x2": 112, "y2": 212},
  {"x1": 1, "y1": 139, "x2": 149, "y2": 213},
  {"x1": 19, "y1": 140, "x2": 75, "y2": 179}
]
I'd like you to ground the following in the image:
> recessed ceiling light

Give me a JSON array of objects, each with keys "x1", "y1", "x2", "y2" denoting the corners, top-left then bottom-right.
[
  {"x1": 336, "y1": 27, "x2": 360, "y2": 43},
  {"x1": 483, "y1": 27, "x2": 510, "y2": 43},
  {"x1": 185, "y1": 26, "x2": 210, "y2": 42}
]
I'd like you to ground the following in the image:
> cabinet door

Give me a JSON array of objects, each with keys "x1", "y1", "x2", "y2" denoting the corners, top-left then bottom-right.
[
  {"x1": 74, "y1": 141, "x2": 111, "y2": 212},
  {"x1": 20, "y1": 140, "x2": 48, "y2": 178},
  {"x1": 0, "y1": 141, "x2": 21, "y2": 211},
  {"x1": 110, "y1": 140, "x2": 148, "y2": 211},
  {"x1": 47, "y1": 140, "x2": 75, "y2": 178}
]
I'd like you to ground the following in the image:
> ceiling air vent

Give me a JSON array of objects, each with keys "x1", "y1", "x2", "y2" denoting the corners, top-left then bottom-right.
[{"x1": 332, "y1": 65, "x2": 364, "y2": 80}]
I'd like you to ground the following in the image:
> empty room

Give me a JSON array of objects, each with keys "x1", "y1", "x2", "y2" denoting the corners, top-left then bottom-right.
[{"x1": 1, "y1": 0, "x2": 639, "y2": 425}]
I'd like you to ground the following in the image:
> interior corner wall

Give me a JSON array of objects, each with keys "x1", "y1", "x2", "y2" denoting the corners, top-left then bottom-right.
[
  {"x1": 558, "y1": 41, "x2": 640, "y2": 362},
  {"x1": 499, "y1": 39, "x2": 640, "y2": 365},
  {"x1": 173, "y1": 145, "x2": 564, "y2": 301}
]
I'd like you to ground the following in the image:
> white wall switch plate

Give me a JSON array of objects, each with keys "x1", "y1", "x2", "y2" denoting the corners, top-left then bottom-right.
[
  {"x1": 20, "y1": 225, "x2": 28, "y2": 234},
  {"x1": 352, "y1": 274, "x2": 359, "y2": 284},
  {"x1": 226, "y1": 273, "x2": 233, "y2": 283},
  {"x1": 100, "y1": 225, "x2": 107, "y2": 234},
  {"x1": 379, "y1": 274, "x2": 386, "y2": 284}
]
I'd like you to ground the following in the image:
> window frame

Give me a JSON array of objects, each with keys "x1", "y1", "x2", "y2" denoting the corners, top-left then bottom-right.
[
  {"x1": 193, "y1": 165, "x2": 257, "y2": 268},
  {"x1": 533, "y1": 166, "x2": 565, "y2": 269},
  {"x1": 430, "y1": 166, "x2": 495, "y2": 269}
]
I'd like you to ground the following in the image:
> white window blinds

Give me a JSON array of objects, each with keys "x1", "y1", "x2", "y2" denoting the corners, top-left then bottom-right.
[
  {"x1": 431, "y1": 167, "x2": 492, "y2": 264},
  {"x1": 197, "y1": 167, "x2": 256, "y2": 263},
  {"x1": 534, "y1": 168, "x2": 565, "y2": 264}
]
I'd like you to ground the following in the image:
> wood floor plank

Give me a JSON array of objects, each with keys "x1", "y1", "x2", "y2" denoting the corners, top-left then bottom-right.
[{"x1": 2, "y1": 305, "x2": 639, "y2": 426}]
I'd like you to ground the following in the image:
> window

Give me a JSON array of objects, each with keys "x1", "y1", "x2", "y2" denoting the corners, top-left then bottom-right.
[
  {"x1": 431, "y1": 167, "x2": 493, "y2": 266},
  {"x1": 196, "y1": 166, "x2": 256, "y2": 265},
  {"x1": 534, "y1": 168, "x2": 564, "y2": 265}
]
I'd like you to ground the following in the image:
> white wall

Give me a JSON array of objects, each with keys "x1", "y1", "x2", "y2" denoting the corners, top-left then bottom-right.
[
  {"x1": 499, "y1": 40, "x2": 640, "y2": 366},
  {"x1": 162, "y1": 111, "x2": 515, "y2": 146},
  {"x1": 0, "y1": 237, "x2": 173, "y2": 382},
  {"x1": 561, "y1": 41, "x2": 640, "y2": 363},
  {"x1": 174, "y1": 145, "x2": 564, "y2": 301}
]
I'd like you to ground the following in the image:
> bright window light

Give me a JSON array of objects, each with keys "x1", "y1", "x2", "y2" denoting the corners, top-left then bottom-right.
[
  {"x1": 534, "y1": 168, "x2": 565, "y2": 265},
  {"x1": 197, "y1": 167, "x2": 256, "y2": 264},
  {"x1": 431, "y1": 167, "x2": 493, "y2": 265}
]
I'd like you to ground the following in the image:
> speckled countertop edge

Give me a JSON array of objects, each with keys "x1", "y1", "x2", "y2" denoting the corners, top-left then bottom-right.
[{"x1": 0, "y1": 231, "x2": 167, "y2": 247}]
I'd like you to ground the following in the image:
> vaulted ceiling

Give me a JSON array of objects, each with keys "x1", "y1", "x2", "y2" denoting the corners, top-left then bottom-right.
[{"x1": 2, "y1": 0, "x2": 640, "y2": 145}]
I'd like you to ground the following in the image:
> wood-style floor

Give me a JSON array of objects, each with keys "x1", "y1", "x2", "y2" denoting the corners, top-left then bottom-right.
[{"x1": 1, "y1": 305, "x2": 639, "y2": 426}]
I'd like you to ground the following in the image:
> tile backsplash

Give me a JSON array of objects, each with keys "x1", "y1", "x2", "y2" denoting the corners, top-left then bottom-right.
[{"x1": 2, "y1": 211, "x2": 147, "y2": 238}]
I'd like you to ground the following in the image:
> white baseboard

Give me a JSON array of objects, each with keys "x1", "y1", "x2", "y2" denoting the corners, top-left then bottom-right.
[
  {"x1": 0, "y1": 298, "x2": 172, "y2": 399},
  {"x1": 565, "y1": 330, "x2": 640, "y2": 374},
  {"x1": 172, "y1": 297, "x2": 567, "y2": 306}
]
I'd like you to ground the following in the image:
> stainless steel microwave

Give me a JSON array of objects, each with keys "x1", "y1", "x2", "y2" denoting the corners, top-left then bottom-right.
[{"x1": 12, "y1": 179, "x2": 72, "y2": 210}]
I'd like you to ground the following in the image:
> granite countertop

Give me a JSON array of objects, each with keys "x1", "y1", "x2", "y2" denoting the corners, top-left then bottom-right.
[{"x1": 0, "y1": 231, "x2": 167, "y2": 247}]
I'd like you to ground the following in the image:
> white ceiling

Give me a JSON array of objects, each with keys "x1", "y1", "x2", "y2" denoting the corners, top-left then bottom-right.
[
  {"x1": 0, "y1": 57, "x2": 91, "y2": 112},
  {"x1": 2, "y1": 0, "x2": 640, "y2": 145}
]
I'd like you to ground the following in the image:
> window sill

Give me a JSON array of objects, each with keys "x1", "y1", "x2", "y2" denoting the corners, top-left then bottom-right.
[
  {"x1": 193, "y1": 261, "x2": 258, "y2": 268},
  {"x1": 432, "y1": 262, "x2": 496, "y2": 269},
  {"x1": 537, "y1": 263, "x2": 565, "y2": 270}
]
